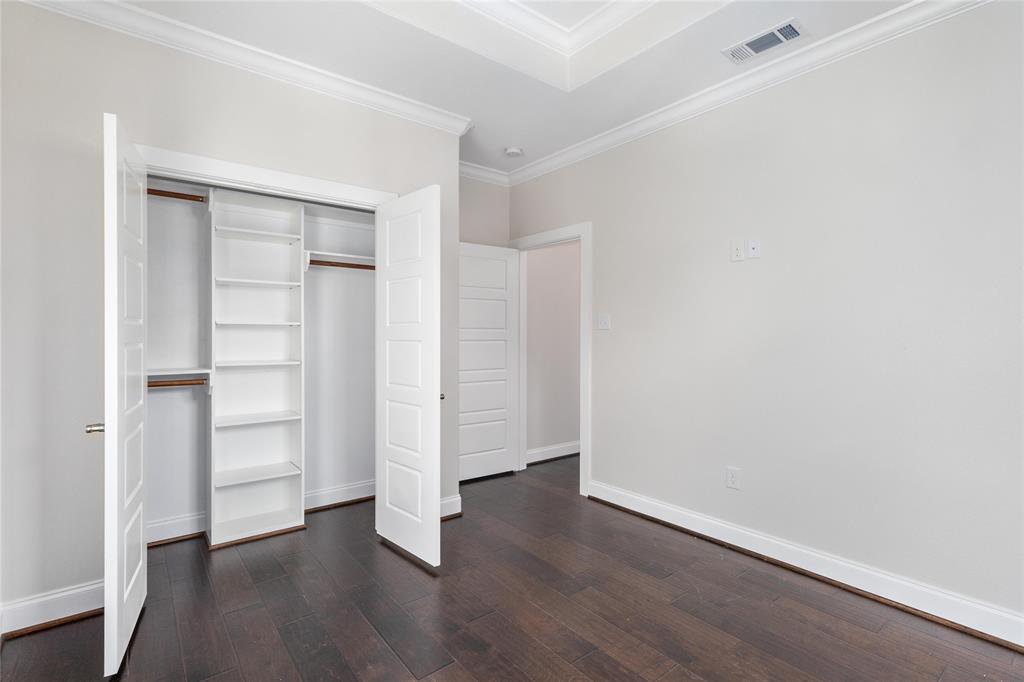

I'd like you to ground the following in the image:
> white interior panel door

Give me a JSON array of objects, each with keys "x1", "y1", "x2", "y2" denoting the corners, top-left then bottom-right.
[
  {"x1": 375, "y1": 185, "x2": 441, "y2": 567},
  {"x1": 458, "y1": 243, "x2": 519, "y2": 480},
  {"x1": 103, "y1": 113, "x2": 148, "y2": 676}
]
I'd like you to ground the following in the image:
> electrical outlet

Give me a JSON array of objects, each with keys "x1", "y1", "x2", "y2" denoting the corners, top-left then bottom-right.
[
  {"x1": 730, "y1": 240, "x2": 745, "y2": 262},
  {"x1": 725, "y1": 466, "x2": 741, "y2": 490},
  {"x1": 597, "y1": 313, "x2": 612, "y2": 330},
  {"x1": 746, "y1": 239, "x2": 762, "y2": 259}
]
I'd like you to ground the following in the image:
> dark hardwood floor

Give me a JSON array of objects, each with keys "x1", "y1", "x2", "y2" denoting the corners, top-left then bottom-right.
[{"x1": 2, "y1": 456, "x2": 1020, "y2": 681}]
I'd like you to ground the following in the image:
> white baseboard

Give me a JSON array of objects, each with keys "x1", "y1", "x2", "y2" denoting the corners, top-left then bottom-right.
[
  {"x1": 526, "y1": 440, "x2": 580, "y2": 465},
  {"x1": 146, "y1": 511, "x2": 206, "y2": 544},
  {"x1": 441, "y1": 494, "x2": 462, "y2": 518},
  {"x1": 305, "y1": 479, "x2": 375, "y2": 510},
  {"x1": 1, "y1": 579, "x2": 104, "y2": 635},
  {"x1": 589, "y1": 480, "x2": 1024, "y2": 647}
]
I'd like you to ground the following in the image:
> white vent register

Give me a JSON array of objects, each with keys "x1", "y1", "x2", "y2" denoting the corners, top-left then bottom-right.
[{"x1": 724, "y1": 20, "x2": 803, "y2": 64}]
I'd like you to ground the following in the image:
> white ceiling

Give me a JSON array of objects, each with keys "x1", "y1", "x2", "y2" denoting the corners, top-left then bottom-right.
[{"x1": 125, "y1": 0, "x2": 902, "y2": 174}]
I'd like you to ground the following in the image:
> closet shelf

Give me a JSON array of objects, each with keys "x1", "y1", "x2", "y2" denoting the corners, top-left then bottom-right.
[
  {"x1": 215, "y1": 320, "x2": 301, "y2": 327},
  {"x1": 211, "y1": 508, "x2": 303, "y2": 546},
  {"x1": 213, "y1": 461, "x2": 301, "y2": 488},
  {"x1": 216, "y1": 277, "x2": 301, "y2": 289},
  {"x1": 216, "y1": 360, "x2": 301, "y2": 368},
  {"x1": 306, "y1": 249, "x2": 375, "y2": 264},
  {"x1": 215, "y1": 410, "x2": 302, "y2": 428},
  {"x1": 147, "y1": 367, "x2": 211, "y2": 377},
  {"x1": 215, "y1": 225, "x2": 301, "y2": 244}
]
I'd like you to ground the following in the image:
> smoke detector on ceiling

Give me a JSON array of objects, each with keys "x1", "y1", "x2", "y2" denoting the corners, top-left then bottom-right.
[
  {"x1": 723, "y1": 20, "x2": 804, "y2": 65},
  {"x1": 504, "y1": 146, "x2": 524, "y2": 158}
]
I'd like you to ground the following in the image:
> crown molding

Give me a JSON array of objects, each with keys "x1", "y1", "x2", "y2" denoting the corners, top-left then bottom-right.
[
  {"x1": 507, "y1": 0, "x2": 990, "y2": 186},
  {"x1": 459, "y1": 161, "x2": 511, "y2": 187},
  {"x1": 30, "y1": 0, "x2": 473, "y2": 136},
  {"x1": 466, "y1": 1, "x2": 656, "y2": 56}
]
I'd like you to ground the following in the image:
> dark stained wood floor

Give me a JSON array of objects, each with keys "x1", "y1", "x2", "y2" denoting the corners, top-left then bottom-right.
[{"x1": 2, "y1": 456, "x2": 1021, "y2": 681}]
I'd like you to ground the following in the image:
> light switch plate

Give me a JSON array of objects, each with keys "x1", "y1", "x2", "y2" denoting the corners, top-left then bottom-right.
[
  {"x1": 726, "y1": 466, "x2": 741, "y2": 490},
  {"x1": 746, "y1": 239, "x2": 762, "y2": 259},
  {"x1": 597, "y1": 313, "x2": 612, "y2": 330},
  {"x1": 730, "y1": 240, "x2": 745, "y2": 262}
]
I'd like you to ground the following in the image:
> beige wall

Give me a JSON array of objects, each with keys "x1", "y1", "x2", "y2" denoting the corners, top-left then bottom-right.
[
  {"x1": 459, "y1": 176, "x2": 509, "y2": 246},
  {"x1": 527, "y1": 242, "x2": 580, "y2": 451},
  {"x1": 511, "y1": 2, "x2": 1023, "y2": 614},
  {"x1": 1, "y1": 4, "x2": 460, "y2": 606}
]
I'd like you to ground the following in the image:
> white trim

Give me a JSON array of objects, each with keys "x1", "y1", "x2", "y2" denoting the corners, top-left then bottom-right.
[
  {"x1": 506, "y1": 0, "x2": 991, "y2": 186},
  {"x1": 511, "y1": 222, "x2": 593, "y2": 497},
  {"x1": 518, "y1": 252, "x2": 529, "y2": 471},
  {"x1": 1, "y1": 580, "x2": 104, "y2": 635},
  {"x1": 526, "y1": 440, "x2": 581, "y2": 465},
  {"x1": 30, "y1": 1, "x2": 472, "y2": 136},
  {"x1": 139, "y1": 146, "x2": 397, "y2": 211},
  {"x1": 441, "y1": 494, "x2": 463, "y2": 518},
  {"x1": 459, "y1": 161, "x2": 511, "y2": 188},
  {"x1": 465, "y1": 1, "x2": 656, "y2": 56},
  {"x1": 305, "y1": 479, "x2": 376, "y2": 510},
  {"x1": 589, "y1": 480, "x2": 1024, "y2": 647},
  {"x1": 146, "y1": 512, "x2": 206, "y2": 544}
]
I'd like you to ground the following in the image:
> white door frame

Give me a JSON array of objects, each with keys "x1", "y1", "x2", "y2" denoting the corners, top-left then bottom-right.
[{"x1": 509, "y1": 222, "x2": 593, "y2": 497}]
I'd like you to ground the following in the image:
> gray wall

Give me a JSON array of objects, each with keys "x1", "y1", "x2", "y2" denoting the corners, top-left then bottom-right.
[
  {"x1": 1, "y1": 3, "x2": 461, "y2": 606},
  {"x1": 511, "y1": 2, "x2": 1023, "y2": 614}
]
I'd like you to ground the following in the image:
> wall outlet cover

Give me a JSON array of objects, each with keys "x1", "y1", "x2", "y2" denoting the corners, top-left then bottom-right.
[
  {"x1": 726, "y1": 466, "x2": 741, "y2": 490},
  {"x1": 746, "y1": 239, "x2": 762, "y2": 259},
  {"x1": 597, "y1": 313, "x2": 612, "y2": 330}
]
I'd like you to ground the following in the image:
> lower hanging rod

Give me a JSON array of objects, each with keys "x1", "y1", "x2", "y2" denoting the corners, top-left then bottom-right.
[
  {"x1": 148, "y1": 377, "x2": 207, "y2": 389},
  {"x1": 309, "y1": 259, "x2": 375, "y2": 271}
]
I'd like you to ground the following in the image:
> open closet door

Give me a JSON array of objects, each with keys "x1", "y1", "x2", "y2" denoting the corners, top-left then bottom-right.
[
  {"x1": 375, "y1": 185, "x2": 442, "y2": 567},
  {"x1": 102, "y1": 113, "x2": 148, "y2": 676}
]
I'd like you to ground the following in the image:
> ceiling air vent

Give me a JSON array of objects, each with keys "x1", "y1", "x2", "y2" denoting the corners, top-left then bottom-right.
[{"x1": 723, "y1": 20, "x2": 803, "y2": 64}]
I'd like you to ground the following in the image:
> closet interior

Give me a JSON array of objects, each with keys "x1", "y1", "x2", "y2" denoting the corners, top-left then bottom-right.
[{"x1": 145, "y1": 178, "x2": 375, "y2": 547}]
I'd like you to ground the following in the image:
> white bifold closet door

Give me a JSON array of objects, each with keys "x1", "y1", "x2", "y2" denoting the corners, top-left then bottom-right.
[
  {"x1": 375, "y1": 185, "x2": 443, "y2": 567},
  {"x1": 102, "y1": 113, "x2": 148, "y2": 677},
  {"x1": 457, "y1": 243, "x2": 519, "y2": 480}
]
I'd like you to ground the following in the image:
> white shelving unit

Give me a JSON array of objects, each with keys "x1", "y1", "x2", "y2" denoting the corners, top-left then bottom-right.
[{"x1": 209, "y1": 189, "x2": 305, "y2": 546}]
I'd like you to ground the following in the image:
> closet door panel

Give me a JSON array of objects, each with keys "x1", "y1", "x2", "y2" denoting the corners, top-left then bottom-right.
[{"x1": 375, "y1": 185, "x2": 441, "y2": 568}]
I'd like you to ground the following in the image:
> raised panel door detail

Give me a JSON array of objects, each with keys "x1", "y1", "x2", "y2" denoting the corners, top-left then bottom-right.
[
  {"x1": 387, "y1": 277, "x2": 422, "y2": 325},
  {"x1": 385, "y1": 460, "x2": 422, "y2": 520},
  {"x1": 386, "y1": 340, "x2": 422, "y2": 388},
  {"x1": 459, "y1": 340, "x2": 506, "y2": 371},
  {"x1": 460, "y1": 298, "x2": 506, "y2": 330},
  {"x1": 386, "y1": 399, "x2": 422, "y2": 456},
  {"x1": 460, "y1": 380, "x2": 507, "y2": 412},
  {"x1": 459, "y1": 255, "x2": 506, "y2": 289},
  {"x1": 386, "y1": 213, "x2": 422, "y2": 265}
]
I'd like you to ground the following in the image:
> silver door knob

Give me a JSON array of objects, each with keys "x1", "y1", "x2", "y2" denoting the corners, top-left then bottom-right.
[
  {"x1": 85, "y1": 423, "x2": 105, "y2": 434},
  {"x1": 440, "y1": 393, "x2": 445, "y2": 400}
]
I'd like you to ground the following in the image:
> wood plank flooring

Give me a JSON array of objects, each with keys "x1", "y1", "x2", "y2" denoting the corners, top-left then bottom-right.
[{"x1": 1, "y1": 456, "x2": 1019, "y2": 681}]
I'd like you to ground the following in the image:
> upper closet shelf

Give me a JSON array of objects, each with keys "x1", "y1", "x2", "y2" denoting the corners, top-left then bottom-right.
[
  {"x1": 215, "y1": 320, "x2": 301, "y2": 327},
  {"x1": 306, "y1": 250, "x2": 375, "y2": 265},
  {"x1": 147, "y1": 367, "x2": 212, "y2": 377},
  {"x1": 216, "y1": 277, "x2": 301, "y2": 289},
  {"x1": 215, "y1": 225, "x2": 301, "y2": 244}
]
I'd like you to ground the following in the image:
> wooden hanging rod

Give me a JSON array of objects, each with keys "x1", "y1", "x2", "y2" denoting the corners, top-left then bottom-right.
[
  {"x1": 147, "y1": 188, "x2": 206, "y2": 203},
  {"x1": 148, "y1": 377, "x2": 207, "y2": 389},
  {"x1": 309, "y1": 259, "x2": 375, "y2": 271}
]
